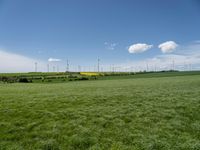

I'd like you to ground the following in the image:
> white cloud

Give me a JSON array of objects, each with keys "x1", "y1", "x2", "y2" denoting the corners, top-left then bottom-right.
[
  {"x1": 1, "y1": 42, "x2": 199, "y2": 73},
  {"x1": 0, "y1": 50, "x2": 46, "y2": 73},
  {"x1": 158, "y1": 41, "x2": 178, "y2": 53},
  {"x1": 48, "y1": 58, "x2": 61, "y2": 62},
  {"x1": 104, "y1": 42, "x2": 117, "y2": 50},
  {"x1": 112, "y1": 53, "x2": 200, "y2": 72},
  {"x1": 128, "y1": 43, "x2": 153, "y2": 53},
  {"x1": 114, "y1": 42, "x2": 200, "y2": 72}
]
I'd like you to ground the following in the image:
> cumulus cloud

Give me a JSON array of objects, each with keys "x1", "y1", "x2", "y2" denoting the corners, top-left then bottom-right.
[
  {"x1": 128, "y1": 43, "x2": 153, "y2": 53},
  {"x1": 0, "y1": 50, "x2": 46, "y2": 73},
  {"x1": 158, "y1": 41, "x2": 178, "y2": 53},
  {"x1": 48, "y1": 58, "x2": 61, "y2": 62},
  {"x1": 104, "y1": 42, "x2": 117, "y2": 50},
  {"x1": 111, "y1": 53, "x2": 200, "y2": 72},
  {"x1": 113, "y1": 42, "x2": 200, "y2": 72}
]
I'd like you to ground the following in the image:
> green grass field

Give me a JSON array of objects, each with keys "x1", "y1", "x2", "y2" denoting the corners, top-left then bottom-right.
[{"x1": 0, "y1": 73, "x2": 200, "y2": 150}]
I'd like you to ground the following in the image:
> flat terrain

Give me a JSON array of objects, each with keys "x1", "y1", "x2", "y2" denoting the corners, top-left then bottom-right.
[{"x1": 0, "y1": 74, "x2": 200, "y2": 150}]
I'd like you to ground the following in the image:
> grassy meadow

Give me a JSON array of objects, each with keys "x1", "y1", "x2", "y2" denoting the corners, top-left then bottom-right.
[{"x1": 0, "y1": 73, "x2": 200, "y2": 149}]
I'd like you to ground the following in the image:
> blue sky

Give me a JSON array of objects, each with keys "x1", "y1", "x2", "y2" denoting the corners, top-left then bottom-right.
[{"x1": 0, "y1": 0, "x2": 200, "y2": 72}]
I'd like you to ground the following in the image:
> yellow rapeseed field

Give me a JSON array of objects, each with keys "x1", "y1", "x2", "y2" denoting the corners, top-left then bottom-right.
[{"x1": 80, "y1": 72, "x2": 103, "y2": 76}]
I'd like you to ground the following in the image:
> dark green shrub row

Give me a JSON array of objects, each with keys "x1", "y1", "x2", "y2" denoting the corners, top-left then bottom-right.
[
  {"x1": 0, "y1": 76, "x2": 18, "y2": 83},
  {"x1": 0, "y1": 76, "x2": 33, "y2": 83},
  {"x1": 18, "y1": 78, "x2": 32, "y2": 83},
  {"x1": 69, "y1": 76, "x2": 90, "y2": 81}
]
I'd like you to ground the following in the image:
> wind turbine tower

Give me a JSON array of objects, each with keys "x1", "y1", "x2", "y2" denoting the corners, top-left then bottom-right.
[
  {"x1": 35, "y1": 62, "x2": 38, "y2": 72},
  {"x1": 47, "y1": 64, "x2": 49, "y2": 72},
  {"x1": 66, "y1": 59, "x2": 69, "y2": 72},
  {"x1": 97, "y1": 58, "x2": 100, "y2": 72}
]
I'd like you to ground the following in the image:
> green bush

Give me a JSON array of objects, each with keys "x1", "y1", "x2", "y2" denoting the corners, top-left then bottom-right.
[{"x1": 18, "y1": 78, "x2": 29, "y2": 83}]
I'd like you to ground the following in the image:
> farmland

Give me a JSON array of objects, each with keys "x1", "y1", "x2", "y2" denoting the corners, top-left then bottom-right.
[
  {"x1": 0, "y1": 72, "x2": 200, "y2": 150},
  {"x1": 0, "y1": 71, "x2": 200, "y2": 83}
]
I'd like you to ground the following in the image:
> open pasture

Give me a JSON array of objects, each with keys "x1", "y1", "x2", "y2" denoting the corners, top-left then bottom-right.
[{"x1": 0, "y1": 74, "x2": 200, "y2": 150}]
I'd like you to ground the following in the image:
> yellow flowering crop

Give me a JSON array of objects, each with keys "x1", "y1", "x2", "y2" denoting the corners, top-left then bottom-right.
[{"x1": 80, "y1": 72, "x2": 103, "y2": 76}]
